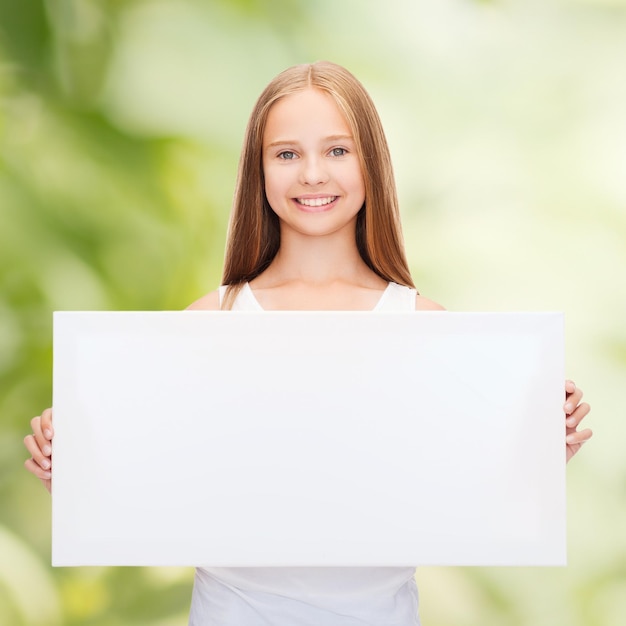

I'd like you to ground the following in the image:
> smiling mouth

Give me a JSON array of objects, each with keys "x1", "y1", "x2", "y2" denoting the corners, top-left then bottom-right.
[{"x1": 296, "y1": 196, "x2": 338, "y2": 207}]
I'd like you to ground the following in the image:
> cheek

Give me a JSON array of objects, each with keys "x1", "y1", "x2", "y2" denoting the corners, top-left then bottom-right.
[
  {"x1": 263, "y1": 164, "x2": 288, "y2": 196},
  {"x1": 350, "y1": 165, "x2": 366, "y2": 199},
  {"x1": 262, "y1": 166, "x2": 287, "y2": 212}
]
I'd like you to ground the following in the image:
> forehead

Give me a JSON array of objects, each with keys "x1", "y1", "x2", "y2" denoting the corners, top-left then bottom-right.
[{"x1": 263, "y1": 88, "x2": 352, "y2": 142}]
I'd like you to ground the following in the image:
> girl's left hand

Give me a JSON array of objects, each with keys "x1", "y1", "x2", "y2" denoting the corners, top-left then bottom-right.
[{"x1": 564, "y1": 380, "x2": 592, "y2": 463}]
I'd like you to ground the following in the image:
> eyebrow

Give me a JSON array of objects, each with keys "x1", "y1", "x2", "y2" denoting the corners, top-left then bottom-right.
[{"x1": 265, "y1": 134, "x2": 355, "y2": 149}]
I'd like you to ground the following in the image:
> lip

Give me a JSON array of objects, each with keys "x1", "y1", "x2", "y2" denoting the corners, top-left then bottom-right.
[{"x1": 293, "y1": 195, "x2": 338, "y2": 213}]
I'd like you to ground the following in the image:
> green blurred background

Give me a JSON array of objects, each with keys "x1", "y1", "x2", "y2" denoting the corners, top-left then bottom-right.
[{"x1": 1, "y1": 0, "x2": 624, "y2": 624}]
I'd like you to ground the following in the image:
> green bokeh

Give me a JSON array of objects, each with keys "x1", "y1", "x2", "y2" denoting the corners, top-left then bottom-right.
[{"x1": 1, "y1": 1, "x2": 624, "y2": 624}]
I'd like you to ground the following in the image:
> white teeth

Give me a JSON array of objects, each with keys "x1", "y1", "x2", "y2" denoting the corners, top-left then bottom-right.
[{"x1": 297, "y1": 196, "x2": 337, "y2": 207}]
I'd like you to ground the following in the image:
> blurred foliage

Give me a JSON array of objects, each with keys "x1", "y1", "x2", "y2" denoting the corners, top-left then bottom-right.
[{"x1": 1, "y1": 0, "x2": 625, "y2": 625}]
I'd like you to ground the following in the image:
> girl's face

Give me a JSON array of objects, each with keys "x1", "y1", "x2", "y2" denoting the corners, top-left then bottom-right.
[{"x1": 262, "y1": 88, "x2": 365, "y2": 239}]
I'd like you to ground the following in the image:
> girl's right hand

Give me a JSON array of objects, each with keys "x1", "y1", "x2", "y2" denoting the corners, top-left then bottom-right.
[{"x1": 24, "y1": 408, "x2": 53, "y2": 493}]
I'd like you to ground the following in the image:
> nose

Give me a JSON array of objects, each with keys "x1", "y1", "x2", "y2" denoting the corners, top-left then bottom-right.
[{"x1": 299, "y1": 156, "x2": 329, "y2": 186}]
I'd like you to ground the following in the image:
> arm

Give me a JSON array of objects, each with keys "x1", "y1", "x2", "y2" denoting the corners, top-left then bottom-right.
[
  {"x1": 24, "y1": 291, "x2": 222, "y2": 494},
  {"x1": 185, "y1": 290, "x2": 221, "y2": 310},
  {"x1": 415, "y1": 294, "x2": 446, "y2": 311},
  {"x1": 419, "y1": 295, "x2": 591, "y2": 462}
]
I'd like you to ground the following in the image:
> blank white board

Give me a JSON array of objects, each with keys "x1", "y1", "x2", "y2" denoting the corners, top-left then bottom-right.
[{"x1": 52, "y1": 311, "x2": 566, "y2": 567}]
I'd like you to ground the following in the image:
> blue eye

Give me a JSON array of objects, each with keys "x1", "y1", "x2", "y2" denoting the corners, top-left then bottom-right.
[
  {"x1": 330, "y1": 147, "x2": 347, "y2": 157},
  {"x1": 278, "y1": 151, "x2": 296, "y2": 160}
]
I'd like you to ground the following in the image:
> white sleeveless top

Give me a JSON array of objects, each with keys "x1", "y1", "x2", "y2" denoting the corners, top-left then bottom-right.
[{"x1": 189, "y1": 282, "x2": 420, "y2": 626}]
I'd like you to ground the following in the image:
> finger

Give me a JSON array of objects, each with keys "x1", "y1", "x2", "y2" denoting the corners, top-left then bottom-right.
[
  {"x1": 564, "y1": 388, "x2": 583, "y2": 414},
  {"x1": 566, "y1": 428, "x2": 593, "y2": 445},
  {"x1": 24, "y1": 457, "x2": 52, "y2": 481},
  {"x1": 565, "y1": 402, "x2": 591, "y2": 429},
  {"x1": 565, "y1": 380, "x2": 577, "y2": 396},
  {"x1": 40, "y1": 408, "x2": 54, "y2": 440},
  {"x1": 30, "y1": 416, "x2": 45, "y2": 454},
  {"x1": 30, "y1": 415, "x2": 42, "y2": 438},
  {"x1": 30, "y1": 413, "x2": 53, "y2": 457},
  {"x1": 23, "y1": 433, "x2": 52, "y2": 471}
]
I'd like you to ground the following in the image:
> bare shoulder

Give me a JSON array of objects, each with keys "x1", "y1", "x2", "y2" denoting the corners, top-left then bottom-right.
[
  {"x1": 415, "y1": 294, "x2": 446, "y2": 311},
  {"x1": 186, "y1": 290, "x2": 221, "y2": 310}
]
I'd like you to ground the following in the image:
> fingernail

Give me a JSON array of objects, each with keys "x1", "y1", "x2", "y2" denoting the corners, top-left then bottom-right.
[
  {"x1": 566, "y1": 434, "x2": 576, "y2": 444},
  {"x1": 564, "y1": 403, "x2": 573, "y2": 413},
  {"x1": 41, "y1": 459, "x2": 50, "y2": 470},
  {"x1": 566, "y1": 417, "x2": 576, "y2": 426},
  {"x1": 43, "y1": 471, "x2": 51, "y2": 479},
  {"x1": 42, "y1": 445, "x2": 52, "y2": 456},
  {"x1": 44, "y1": 429, "x2": 53, "y2": 439}
]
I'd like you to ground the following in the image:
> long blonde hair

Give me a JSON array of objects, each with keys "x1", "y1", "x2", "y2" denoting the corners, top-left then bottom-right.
[{"x1": 221, "y1": 61, "x2": 415, "y2": 307}]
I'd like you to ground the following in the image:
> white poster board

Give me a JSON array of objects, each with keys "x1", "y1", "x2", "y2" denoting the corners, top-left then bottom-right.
[{"x1": 52, "y1": 311, "x2": 566, "y2": 567}]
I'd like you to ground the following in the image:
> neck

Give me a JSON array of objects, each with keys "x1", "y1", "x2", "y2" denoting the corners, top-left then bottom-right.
[{"x1": 259, "y1": 226, "x2": 375, "y2": 287}]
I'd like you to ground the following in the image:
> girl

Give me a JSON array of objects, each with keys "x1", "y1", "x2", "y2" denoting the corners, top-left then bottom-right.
[{"x1": 25, "y1": 61, "x2": 592, "y2": 626}]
